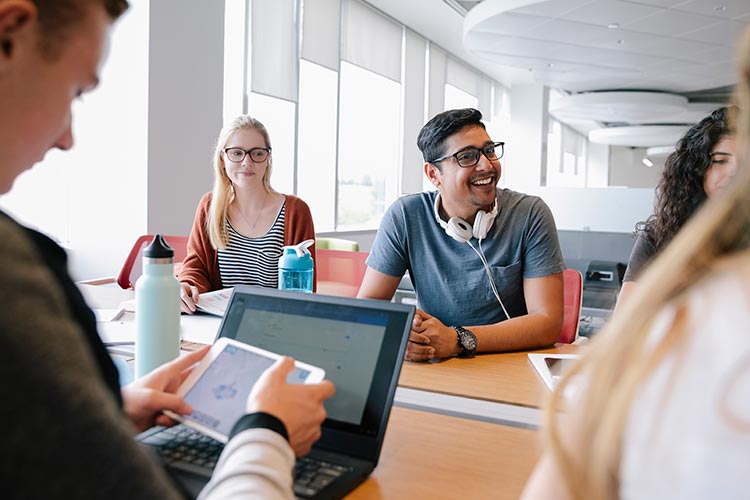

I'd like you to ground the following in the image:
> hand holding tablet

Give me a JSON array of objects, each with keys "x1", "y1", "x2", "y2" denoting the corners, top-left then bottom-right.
[{"x1": 165, "y1": 338, "x2": 326, "y2": 443}]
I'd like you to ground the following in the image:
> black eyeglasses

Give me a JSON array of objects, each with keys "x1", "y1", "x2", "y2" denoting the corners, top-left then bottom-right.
[
  {"x1": 223, "y1": 147, "x2": 271, "y2": 163},
  {"x1": 430, "y1": 142, "x2": 505, "y2": 168}
]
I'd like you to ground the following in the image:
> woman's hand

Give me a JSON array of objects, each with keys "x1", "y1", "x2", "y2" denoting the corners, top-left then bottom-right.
[
  {"x1": 180, "y1": 282, "x2": 200, "y2": 314},
  {"x1": 122, "y1": 346, "x2": 210, "y2": 432}
]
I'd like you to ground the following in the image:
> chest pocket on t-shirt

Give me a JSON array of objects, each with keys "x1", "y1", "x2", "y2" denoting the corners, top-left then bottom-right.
[{"x1": 486, "y1": 261, "x2": 523, "y2": 310}]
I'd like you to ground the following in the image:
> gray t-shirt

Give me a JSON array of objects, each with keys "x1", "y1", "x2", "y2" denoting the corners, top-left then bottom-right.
[
  {"x1": 367, "y1": 188, "x2": 565, "y2": 327},
  {"x1": 623, "y1": 232, "x2": 657, "y2": 282}
]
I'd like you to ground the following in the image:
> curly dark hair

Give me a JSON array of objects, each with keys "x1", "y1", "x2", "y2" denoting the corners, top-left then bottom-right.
[{"x1": 637, "y1": 106, "x2": 736, "y2": 251}]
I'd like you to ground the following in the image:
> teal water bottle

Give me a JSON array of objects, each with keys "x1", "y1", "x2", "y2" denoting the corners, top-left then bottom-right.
[
  {"x1": 278, "y1": 239, "x2": 315, "y2": 293},
  {"x1": 135, "y1": 234, "x2": 180, "y2": 378}
]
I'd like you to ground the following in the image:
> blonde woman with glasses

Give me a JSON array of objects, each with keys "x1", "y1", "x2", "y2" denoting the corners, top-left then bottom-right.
[
  {"x1": 522, "y1": 27, "x2": 750, "y2": 500},
  {"x1": 179, "y1": 115, "x2": 316, "y2": 313}
]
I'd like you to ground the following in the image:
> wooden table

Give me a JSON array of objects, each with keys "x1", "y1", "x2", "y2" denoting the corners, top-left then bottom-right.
[
  {"x1": 398, "y1": 343, "x2": 582, "y2": 409},
  {"x1": 347, "y1": 406, "x2": 540, "y2": 499}
]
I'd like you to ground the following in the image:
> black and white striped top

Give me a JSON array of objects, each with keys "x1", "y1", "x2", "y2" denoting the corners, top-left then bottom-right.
[{"x1": 218, "y1": 203, "x2": 286, "y2": 288}]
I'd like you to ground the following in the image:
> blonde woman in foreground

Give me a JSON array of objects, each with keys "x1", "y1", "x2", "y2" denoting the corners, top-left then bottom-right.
[{"x1": 522, "y1": 27, "x2": 750, "y2": 500}]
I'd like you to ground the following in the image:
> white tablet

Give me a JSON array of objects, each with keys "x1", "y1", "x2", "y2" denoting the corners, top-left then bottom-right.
[
  {"x1": 528, "y1": 353, "x2": 581, "y2": 392},
  {"x1": 165, "y1": 337, "x2": 325, "y2": 442}
]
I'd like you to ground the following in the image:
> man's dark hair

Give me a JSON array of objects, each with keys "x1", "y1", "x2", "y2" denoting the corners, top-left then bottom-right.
[
  {"x1": 32, "y1": 0, "x2": 129, "y2": 59},
  {"x1": 417, "y1": 108, "x2": 486, "y2": 168}
]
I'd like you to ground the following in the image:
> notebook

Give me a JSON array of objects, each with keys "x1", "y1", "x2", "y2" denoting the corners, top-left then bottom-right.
[{"x1": 137, "y1": 285, "x2": 414, "y2": 499}]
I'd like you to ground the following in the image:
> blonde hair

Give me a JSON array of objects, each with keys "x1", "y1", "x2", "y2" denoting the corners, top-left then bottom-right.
[
  {"x1": 206, "y1": 115, "x2": 274, "y2": 249},
  {"x1": 546, "y1": 26, "x2": 750, "y2": 500}
]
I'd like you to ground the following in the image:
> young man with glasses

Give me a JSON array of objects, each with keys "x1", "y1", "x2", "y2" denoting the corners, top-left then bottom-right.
[{"x1": 358, "y1": 108, "x2": 565, "y2": 361}]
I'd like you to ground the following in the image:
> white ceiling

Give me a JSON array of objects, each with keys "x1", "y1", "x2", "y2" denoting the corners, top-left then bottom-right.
[
  {"x1": 366, "y1": 0, "x2": 749, "y2": 146},
  {"x1": 463, "y1": 0, "x2": 749, "y2": 93}
]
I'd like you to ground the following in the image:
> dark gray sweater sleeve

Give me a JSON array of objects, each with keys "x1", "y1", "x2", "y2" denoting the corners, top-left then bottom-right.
[
  {"x1": 0, "y1": 217, "x2": 185, "y2": 500},
  {"x1": 623, "y1": 233, "x2": 657, "y2": 282}
]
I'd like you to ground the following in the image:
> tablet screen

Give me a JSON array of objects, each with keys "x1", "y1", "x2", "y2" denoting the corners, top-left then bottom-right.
[
  {"x1": 544, "y1": 357, "x2": 579, "y2": 378},
  {"x1": 182, "y1": 343, "x2": 311, "y2": 437}
]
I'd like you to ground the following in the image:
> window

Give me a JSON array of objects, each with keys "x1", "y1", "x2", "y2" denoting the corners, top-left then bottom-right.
[
  {"x1": 247, "y1": 93, "x2": 296, "y2": 196},
  {"x1": 297, "y1": 60, "x2": 338, "y2": 232},
  {"x1": 337, "y1": 62, "x2": 401, "y2": 229},
  {"x1": 444, "y1": 83, "x2": 478, "y2": 111},
  {"x1": 546, "y1": 118, "x2": 587, "y2": 188},
  {"x1": 423, "y1": 83, "x2": 481, "y2": 191}
]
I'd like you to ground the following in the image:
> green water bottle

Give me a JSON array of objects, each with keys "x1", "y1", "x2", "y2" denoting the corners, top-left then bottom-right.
[{"x1": 135, "y1": 234, "x2": 180, "y2": 378}]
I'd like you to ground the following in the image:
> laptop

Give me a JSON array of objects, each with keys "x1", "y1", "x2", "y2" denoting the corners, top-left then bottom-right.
[{"x1": 137, "y1": 285, "x2": 414, "y2": 499}]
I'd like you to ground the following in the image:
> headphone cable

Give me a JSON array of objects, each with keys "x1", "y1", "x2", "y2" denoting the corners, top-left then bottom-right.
[{"x1": 467, "y1": 239, "x2": 511, "y2": 320}]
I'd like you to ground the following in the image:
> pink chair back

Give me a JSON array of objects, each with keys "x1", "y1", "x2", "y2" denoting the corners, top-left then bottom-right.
[
  {"x1": 117, "y1": 234, "x2": 189, "y2": 289},
  {"x1": 559, "y1": 268, "x2": 583, "y2": 344},
  {"x1": 316, "y1": 249, "x2": 368, "y2": 297}
]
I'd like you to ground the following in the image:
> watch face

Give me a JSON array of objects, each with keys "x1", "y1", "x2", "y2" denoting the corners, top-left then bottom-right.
[
  {"x1": 459, "y1": 329, "x2": 477, "y2": 351},
  {"x1": 462, "y1": 333, "x2": 477, "y2": 351}
]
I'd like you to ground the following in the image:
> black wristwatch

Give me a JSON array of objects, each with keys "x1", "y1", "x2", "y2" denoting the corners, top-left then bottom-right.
[{"x1": 451, "y1": 326, "x2": 477, "y2": 357}]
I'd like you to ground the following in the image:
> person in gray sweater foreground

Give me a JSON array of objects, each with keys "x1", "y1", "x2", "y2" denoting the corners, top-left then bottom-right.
[{"x1": 0, "y1": 1, "x2": 334, "y2": 498}]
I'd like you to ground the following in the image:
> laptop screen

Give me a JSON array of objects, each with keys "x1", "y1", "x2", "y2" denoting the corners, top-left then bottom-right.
[{"x1": 216, "y1": 286, "x2": 413, "y2": 447}]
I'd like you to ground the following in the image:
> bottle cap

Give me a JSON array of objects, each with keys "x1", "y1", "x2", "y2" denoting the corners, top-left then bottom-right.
[
  {"x1": 279, "y1": 239, "x2": 314, "y2": 270},
  {"x1": 143, "y1": 234, "x2": 174, "y2": 259}
]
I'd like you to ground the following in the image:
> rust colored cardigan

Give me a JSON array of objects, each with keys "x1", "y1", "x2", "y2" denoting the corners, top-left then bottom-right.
[{"x1": 179, "y1": 192, "x2": 317, "y2": 292}]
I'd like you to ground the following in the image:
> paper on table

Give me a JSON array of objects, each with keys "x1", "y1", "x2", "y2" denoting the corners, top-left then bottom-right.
[
  {"x1": 77, "y1": 283, "x2": 134, "y2": 310},
  {"x1": 93, "y1": 307, "x2": 124, "y2": 322},
  {"x1": 97, "y1": 313, "x2": 221, "y2": 346},
  {"x1": 97, "y1": 321, "x2": 136, "y2": 345},
  {"x1": 195, "y1": 288, "x2": 232, "y2": 316},
  {"x1": 180, "y1": 314, "x2": 222, "y2": 344}
]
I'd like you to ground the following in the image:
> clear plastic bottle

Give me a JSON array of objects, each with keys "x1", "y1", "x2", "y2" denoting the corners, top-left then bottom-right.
[
  {"x1": 278, "y1": 239, "x2": 315, "y2": 293},
  {"x1": 135, "y1": 234, "x2": 180, "y2": 378}
]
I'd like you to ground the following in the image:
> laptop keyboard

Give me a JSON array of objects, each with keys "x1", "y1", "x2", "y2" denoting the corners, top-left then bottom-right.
[
  {"x1": 293, "y1": 455, "x2": 352, "y2": 497},
  {"x1": 141, "y1": 424, "x2": 223, "y2": 476},
  {"x1": 141, "y1": 424, "x2": 353, "y2": 497}
]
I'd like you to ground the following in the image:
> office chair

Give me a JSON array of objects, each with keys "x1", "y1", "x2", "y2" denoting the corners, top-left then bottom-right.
[
  {"x1": 315, "y1": 237, "x2": 360, "y2": 252},
  {"x1": 559, "y1": 268, "x2": 583, "y2": 344},
  {"x1": 116, "y1": 234, "x2": 189, "y2": 289},
  {"x1": 316, "y1": 248, "x2": 368, "y2": 297}
]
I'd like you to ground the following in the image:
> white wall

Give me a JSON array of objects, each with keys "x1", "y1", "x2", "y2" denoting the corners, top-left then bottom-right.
[
  {"x1": 609, "y1": 146, "x2": 665, "y2": 188},
  {"x1": 531, "y1": 187, "x2": 654, "y2": 233},
  {"x1": 146, "y1": 0, "x2": 225, "y2": 235},
  {"x1": 586, "y1": 142, "x2": 610, "y2": 187}
]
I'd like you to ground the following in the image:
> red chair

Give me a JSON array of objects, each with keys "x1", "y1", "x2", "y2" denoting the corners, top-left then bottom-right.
[
  {"x1": 316, "y1": 249, "x2": 368, "y2": 297},
  {"x1": 559, "y1": 268, "x2": 583, "y2": 344},
  {"x1": 116, "y1": 234, "x2": 189, "y2": 289}
]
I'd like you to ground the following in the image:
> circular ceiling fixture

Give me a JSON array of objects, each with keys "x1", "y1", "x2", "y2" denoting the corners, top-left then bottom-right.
[
  {"x1": 646, "y1": 145, "x2": 676, "y2": 158},
  {"x1": 588, "y1": 125, "x2": 690, "y2": 147},
  {"x1": 550, "y1": 91, "x2": 688, "y2": 124}
]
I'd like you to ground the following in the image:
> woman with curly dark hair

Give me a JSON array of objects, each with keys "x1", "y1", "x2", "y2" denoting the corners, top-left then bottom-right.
[{"x1": 616, "y1": 106, "x2": 738, "y2": 308}]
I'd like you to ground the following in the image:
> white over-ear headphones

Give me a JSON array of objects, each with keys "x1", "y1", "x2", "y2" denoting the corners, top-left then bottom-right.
[
  {"x1": 433, "y1": 193, "x2": 499, "y2": 243},
  {"x1": 432, "y1": 191, "x2": 510, "y2": 320}
]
